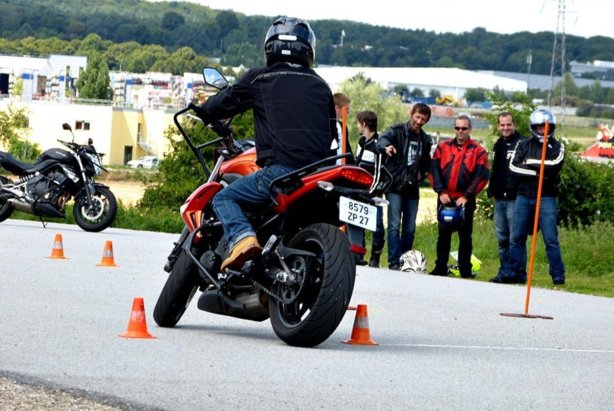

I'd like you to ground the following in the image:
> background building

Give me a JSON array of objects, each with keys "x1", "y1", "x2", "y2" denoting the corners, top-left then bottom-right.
[
  {"x1": 315, "y1": 66, "x2": 528, "y2": 101},
  {"x1": 3, "y1": 54, "x2": 614, "y2": 166},
  {"x1": 0, "y1": 54, "x2": 87, "y2": 101}
]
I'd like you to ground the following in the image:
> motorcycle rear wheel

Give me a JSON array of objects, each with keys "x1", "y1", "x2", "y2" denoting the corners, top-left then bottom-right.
[
  {"x1": 269, "y1": 223, "x2": 355, "y2": 347},
  {"x1": 154, "y1": 249, "x2": 199, "y2": 327},
  {"x1": 0, "y1": 176, "x2": 15, "y2": 222},
  {"x1": 73, "y1": 186, "x2": 117, "y2": 232}
]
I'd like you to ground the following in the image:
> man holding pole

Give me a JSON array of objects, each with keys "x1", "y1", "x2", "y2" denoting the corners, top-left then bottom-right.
[
  {"x1": 495, "y1": 109, "x2": 566, "y2": 285},
  {"x1": 333, "y1": 92, "x2": 355, "y2": 164}
]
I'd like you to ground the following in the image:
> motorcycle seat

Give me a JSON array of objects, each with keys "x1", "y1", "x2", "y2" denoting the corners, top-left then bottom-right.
[
  {"x1": 0, "y1": 152, "x2": 36, "y2": 174},
  {"x1": 0, "y1": 152, "x2": 58, "y2": 175},
  {"x1": 222, "y1": 173, "x2": 243, "y2": 185}
]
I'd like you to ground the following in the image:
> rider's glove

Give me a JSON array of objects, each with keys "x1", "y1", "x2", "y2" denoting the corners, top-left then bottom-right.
[
  {"x1": 211, "y1": 121, "x2": 232, "y2": 138},
  {"x1": 188, "y1": 102, "x2": 209, "y2": 123}
]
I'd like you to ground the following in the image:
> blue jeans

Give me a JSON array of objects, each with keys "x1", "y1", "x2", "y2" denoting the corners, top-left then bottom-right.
[
  {"x1": 386, "y1": 192, "x2": 419, "y2": 267},
  {"x1": 372, "y1": 206, "x2": 385, "y2": 255},
  {"x1": 504, "y1": 195, "x2": 565, "y2": 281},
  {"x1": 212, "y1": 164, "x2": 295, "y2": 248},
  {"x1": 494, "y1": 199, "x2": 526, "y2": 277},
  {"x1": 360, "y1": 206, "x2": 385, "y2": 259}
]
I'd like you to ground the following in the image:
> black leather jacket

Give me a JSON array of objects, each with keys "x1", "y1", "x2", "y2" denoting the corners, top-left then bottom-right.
[
  {"x1": 356, "y1": 133, "x2": 379, "y2": 174},
  {"x1": 196, "y1": 62, "x2": 338, "y2": 169},
  {"x1": 377, "y1": 123, "x2": 432, "y2": 198},
  {"x1": 510, "y1": 135, "x2": 565, "y2": 197},
  {"x1": 487, "y1": 131, "x2": 525, "y2": 200}
]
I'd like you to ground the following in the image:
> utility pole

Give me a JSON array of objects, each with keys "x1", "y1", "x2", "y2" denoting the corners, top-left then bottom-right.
[
  {"x1": 547, "y1": 0, "x2": 566, "y2": 126},
  {"x1": 526, "y1": 49, "x2": 532, "y2": 91}
]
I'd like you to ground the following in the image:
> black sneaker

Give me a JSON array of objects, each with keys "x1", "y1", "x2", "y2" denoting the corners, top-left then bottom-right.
[
  {"x1": 356, "y1": 258, "x2": 368, "y2": 266},
  {"x1": 368, "y1": 259, "x2": 379, "y2": 268},
  {"x1": 389, "y1": 264, "x2": 400, "y2": 271},
  {"x1": 460, "y1": 272, "x2": 477, "y2": 279},
  {"x1": 552, "y1": 277, "x2": 565, "y2": 285},
  {"x1": 429, "y1": 268, "x2": 448, "y2": 276},
  {"x1": 489, "y1": 274, "x2": 519, "y2": 284}
]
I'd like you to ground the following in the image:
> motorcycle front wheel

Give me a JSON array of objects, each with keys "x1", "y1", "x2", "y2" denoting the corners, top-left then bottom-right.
[
  {"x1": 269, "y1": 223, "x2": 355, "y2": 347},
  {"x1": 73, "y1": 186, "x2": 117, "y2": 232},
  {"x1": 153, "y1": 249, "x2": 199, "y2": 327}
]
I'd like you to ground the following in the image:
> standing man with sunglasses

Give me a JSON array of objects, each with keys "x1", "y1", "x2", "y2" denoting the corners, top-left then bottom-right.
[{"x1": 429, "y1": 115, "x2": 490, "y2": 278}]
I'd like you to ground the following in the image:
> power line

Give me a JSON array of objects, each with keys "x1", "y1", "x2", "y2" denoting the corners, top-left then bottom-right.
[{"x1": 547, "y1": 0, "x2": 566, "y2": 124}]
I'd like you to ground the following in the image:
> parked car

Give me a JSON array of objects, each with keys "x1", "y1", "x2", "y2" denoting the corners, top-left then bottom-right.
[{"x1": 127, "y1": 156, "x2": 159, "y2": 169}]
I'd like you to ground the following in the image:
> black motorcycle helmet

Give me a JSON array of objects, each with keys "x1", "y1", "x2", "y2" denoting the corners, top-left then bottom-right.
[
  {"x1": 438, "y1": 205, "x2": 465, "y2": 231},
  {"x1": 264, "y1": 16, "x2": 316, "y2": 67}
]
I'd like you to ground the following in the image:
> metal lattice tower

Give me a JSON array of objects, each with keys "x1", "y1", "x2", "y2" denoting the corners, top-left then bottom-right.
[{"x1": 547, "y1": 0, "x2": 566, "y2": 116}]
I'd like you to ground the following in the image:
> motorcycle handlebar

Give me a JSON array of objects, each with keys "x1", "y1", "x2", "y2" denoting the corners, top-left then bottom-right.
[{"x1": 57, "y1": 139, "x2": 78, "y2": 149}]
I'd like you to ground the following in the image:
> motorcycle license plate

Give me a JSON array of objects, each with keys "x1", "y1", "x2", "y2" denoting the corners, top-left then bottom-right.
[{"x1": 339, "y1": 196, "x2": 377, "y2": 231}]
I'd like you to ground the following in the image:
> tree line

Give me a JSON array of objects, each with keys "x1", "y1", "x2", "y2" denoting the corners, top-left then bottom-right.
[{"x1": 2, "y1": 0, "x2": 614, "y2": 76}]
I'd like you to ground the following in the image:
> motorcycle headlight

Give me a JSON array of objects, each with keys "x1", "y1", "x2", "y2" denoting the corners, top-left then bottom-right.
[{"x1": 85, "y1": 153, "x2": 103, "y2": 175}]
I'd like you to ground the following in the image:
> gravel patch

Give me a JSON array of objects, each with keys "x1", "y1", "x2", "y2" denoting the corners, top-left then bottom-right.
[{"x1": 0, "y1": 373, "x2": 142, "y2": 411}]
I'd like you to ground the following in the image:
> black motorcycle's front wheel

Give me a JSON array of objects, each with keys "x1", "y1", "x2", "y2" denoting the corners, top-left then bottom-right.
[
  {"x1": 269, "y1": 223, "x2": 355, "y2": 347},
  {"x1": 154, "y1": 249, "x2": 200, "y2": 327},
  {"x1": 73, "y1": 186, "x2": 117, "y2": 232}
]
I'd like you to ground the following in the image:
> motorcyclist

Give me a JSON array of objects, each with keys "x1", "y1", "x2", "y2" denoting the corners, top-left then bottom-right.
[{"x1": 192, "y1": 16, "x2": 338, "y2": 272}]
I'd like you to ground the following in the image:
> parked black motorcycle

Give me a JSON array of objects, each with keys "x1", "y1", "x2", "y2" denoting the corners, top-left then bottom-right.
[{"x1": 0, "y1": 123, "x2": 117, "y2": 232}]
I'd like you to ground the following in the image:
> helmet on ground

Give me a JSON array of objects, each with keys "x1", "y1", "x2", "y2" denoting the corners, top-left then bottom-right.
[
  {"x1": 438, "y1": 205, "x2": 465, "y2": 231},
  {"x1": 400, "y1": 250, "x2": 427, "y2": 273},
  {"x1": 264, "y1": 16, "x2": 316, "y2": 67},
  {"x1": 529, "y1": 109, "x2": 556, "y2": 140}
]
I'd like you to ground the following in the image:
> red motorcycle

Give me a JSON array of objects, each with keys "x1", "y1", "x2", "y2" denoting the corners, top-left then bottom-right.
[{"x1": 154, "y1": 68, "x2": 390, "y2": 347}]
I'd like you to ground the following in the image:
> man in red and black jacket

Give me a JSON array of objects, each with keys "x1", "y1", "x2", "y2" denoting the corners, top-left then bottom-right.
[{"x1": 429, "y1": 114, "x2": 490, "y2": 278}]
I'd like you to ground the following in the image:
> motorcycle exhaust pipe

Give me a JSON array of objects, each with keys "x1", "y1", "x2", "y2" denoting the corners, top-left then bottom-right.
[
  {"x1": 197, "y1": 288, "x2": 269, "y2": 322},
  {"x1": 8, "y1": 199, "x2": 33, "y2": 214}
]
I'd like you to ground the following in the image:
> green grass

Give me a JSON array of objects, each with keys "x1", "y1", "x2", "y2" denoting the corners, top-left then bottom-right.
[
  {"x1": 8, "y1": 197, "x2": 613, "y2": 298},
  {"x1": 8, "y1": 201, "x2": 184, "y2": 233},
  {"x1": 367, "y1": 219, "x2": 614, "y2": 298}
]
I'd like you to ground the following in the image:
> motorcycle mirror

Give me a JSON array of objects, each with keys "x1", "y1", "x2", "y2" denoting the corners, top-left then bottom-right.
[
  {"x1": 202, "y1": 67, "x2": 228, "y2": 90},
  {"x1": 62, "y1": 122, "x2": 75, "y2": 143}
]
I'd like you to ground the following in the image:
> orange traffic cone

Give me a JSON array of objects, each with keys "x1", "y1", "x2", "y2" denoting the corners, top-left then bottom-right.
[
  {"x1": 119, "y1": 297, "x2": 156, "y2": 339},
  {"x1": 342, "y1": 304, "x2": 379, "y2": 346},
  {"x1": 47, "y1": 233, "x2": 68, "y2": 259},
  {"x1": 96, "y1": 240, "x2": 119, "y2": 267}
]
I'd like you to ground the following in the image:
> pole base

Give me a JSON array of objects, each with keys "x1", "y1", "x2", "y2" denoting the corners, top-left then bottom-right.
[{"x1": 500, "y1": 312, "x2": 554, "y2": 320}]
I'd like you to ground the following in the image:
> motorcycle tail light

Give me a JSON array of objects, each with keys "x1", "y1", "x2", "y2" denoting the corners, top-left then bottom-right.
[{"x1": 340, "y1": 168, "x2": 373, "y2": 186}]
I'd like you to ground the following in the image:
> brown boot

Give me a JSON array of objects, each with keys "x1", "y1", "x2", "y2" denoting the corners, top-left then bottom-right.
[{"x1": 221, "y1": 236, "x2": 262, "y2": 271}]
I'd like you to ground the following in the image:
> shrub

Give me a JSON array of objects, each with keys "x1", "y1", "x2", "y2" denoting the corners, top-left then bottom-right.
[
  {"x1": 8, "y1": 139, "x2": 41, "y2": 162},
  {"x1": 137, "y1": 110, "x2": 255, "y2": 212},
  {"x1": 559, "y1": 155, "x2": 614, "y2": 226},
  {"x1": 0, "y1": 105, "x2": 40, "y2": 161}
]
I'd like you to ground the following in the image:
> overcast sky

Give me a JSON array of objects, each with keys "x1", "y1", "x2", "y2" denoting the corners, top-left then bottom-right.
[{"x1": 184, "y1": 0, "x2": 614, "y2": 39}]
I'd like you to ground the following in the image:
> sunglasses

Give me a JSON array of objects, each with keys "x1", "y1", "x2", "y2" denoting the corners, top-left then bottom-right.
[{"x1": 454, "y1": 126, "x2": 469, "y2": 131}]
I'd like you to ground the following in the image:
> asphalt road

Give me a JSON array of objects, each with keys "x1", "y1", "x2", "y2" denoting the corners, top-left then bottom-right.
[{"x1": 1, "y1": 219, "x2": 613, "y2": 410}]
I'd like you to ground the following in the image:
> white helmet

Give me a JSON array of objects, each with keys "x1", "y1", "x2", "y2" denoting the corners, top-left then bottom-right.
[{"x1": 400, "y1": 250, "x2": 427, "y2": 273}]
